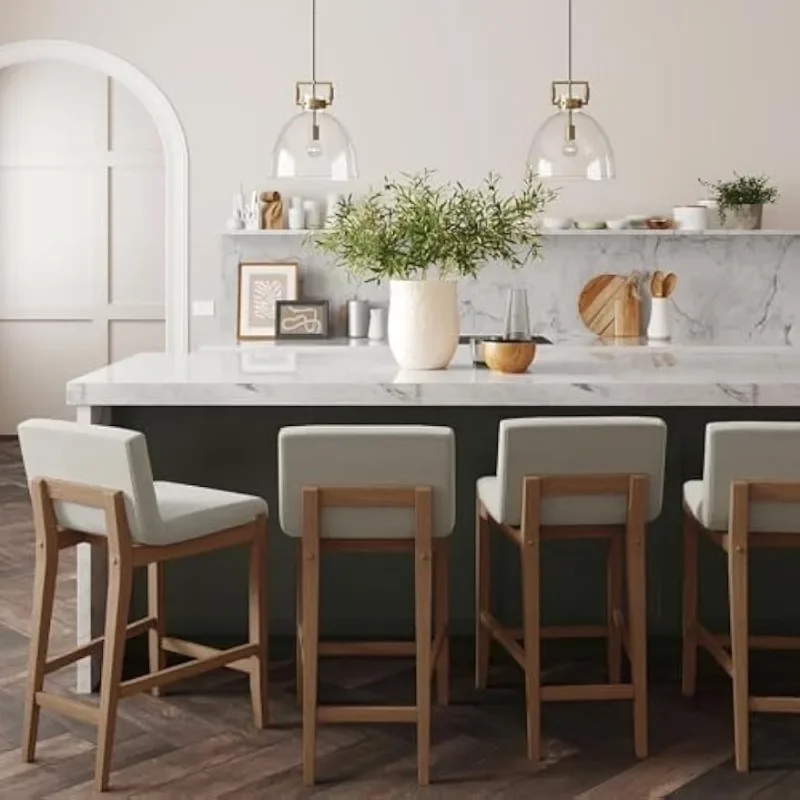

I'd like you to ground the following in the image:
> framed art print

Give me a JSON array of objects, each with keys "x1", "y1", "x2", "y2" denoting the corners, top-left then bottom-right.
[
  {"x1": 237, "y1": 262, "x2": 299, "y2": 340},
  {"x1": 275, "y1": 301, "x2": 330, "y2": 339}
]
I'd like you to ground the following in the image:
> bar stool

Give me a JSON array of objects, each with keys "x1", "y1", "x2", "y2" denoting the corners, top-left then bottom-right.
[
  {"x1": 682, "y1": 421, "x2": 800, "y2": 772},
  {"x1": 475, "y1": 416, "x2": 667, "y2": 761},
  {"x1": 279, "y1": 425, "x2": 455, "y2": 786},
  {"x1": 17, "y1": 419, "x2": 269, "y2": 792}
]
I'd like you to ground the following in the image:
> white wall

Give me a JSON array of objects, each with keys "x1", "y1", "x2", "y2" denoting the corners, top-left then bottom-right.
[{"x1": 2, "y1": 0, "x2": 799, "y2": 347}]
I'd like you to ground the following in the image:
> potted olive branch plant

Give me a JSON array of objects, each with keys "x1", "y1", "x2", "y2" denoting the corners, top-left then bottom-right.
[
  {"x1": 699, "y1": 173, "x2": 779, "y2": 230},
  {"x1": 315, "y1": 169, "x2": 556, "y2": 370}
]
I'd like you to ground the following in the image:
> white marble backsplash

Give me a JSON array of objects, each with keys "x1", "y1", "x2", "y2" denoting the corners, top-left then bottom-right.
[{"x1": 220, "y1": 233, "x2": 800, "y2": 346}]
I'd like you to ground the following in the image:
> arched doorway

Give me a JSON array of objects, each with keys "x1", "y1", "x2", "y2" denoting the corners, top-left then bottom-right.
[{"x1": 0, "y1": 39, "x2": 189, "y2": 356}]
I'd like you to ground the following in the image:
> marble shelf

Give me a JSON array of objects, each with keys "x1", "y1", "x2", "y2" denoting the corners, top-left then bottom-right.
[
  {"x1": 67, "y1": 342, "x2": 800, "y2": 409},
  {"x1": 224, "y1": 228, "x2": 800, "y2": 238}
]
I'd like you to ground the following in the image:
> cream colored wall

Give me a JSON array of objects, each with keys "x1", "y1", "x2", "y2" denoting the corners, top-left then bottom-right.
[{"x1": 3, "y1": 0, "x2": 799, "y2": 347}]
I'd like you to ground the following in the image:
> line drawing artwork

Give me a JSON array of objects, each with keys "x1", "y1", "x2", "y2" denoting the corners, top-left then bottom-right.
[
  {"x1": 250, "y1": 277, "x2": 286, "y2": 324},
  {"x1": 282, "y1": 307, "x2": 323, "y2": 334}
]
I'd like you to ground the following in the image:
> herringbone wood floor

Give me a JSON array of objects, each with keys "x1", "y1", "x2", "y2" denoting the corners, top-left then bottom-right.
[{"x1": 4, "y1": 441, "x2": 800, "y2": 798}]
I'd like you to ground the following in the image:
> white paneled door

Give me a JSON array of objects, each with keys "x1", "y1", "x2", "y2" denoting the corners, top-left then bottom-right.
[{"x1": 0, "y1": 61, "x2": 165, "y2": 432}]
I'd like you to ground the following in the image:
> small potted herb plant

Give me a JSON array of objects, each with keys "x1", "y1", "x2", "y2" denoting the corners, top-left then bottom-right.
[
  {"x1": 699, "y1": 173, "x2": 779, "y2": 230},
  {"x1": 316, "y1": 170, "x2": 556, "y2": 370}
]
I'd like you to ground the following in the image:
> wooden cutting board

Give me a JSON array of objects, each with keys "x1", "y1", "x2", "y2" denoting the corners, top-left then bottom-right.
[{"x1": 578, "y1": 273, "x2": 630, "y2": 337}]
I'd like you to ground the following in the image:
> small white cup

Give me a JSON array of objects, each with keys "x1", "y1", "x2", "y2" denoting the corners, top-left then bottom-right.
[{"x1": 368, "y1": 308, "x2": 388, "y2": 341}]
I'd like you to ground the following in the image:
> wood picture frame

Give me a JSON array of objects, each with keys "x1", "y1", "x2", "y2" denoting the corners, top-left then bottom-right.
[
  {"x1": 275, "y1": 301, "x2": 330, "y2": 340},
  {"x1": 237, "y1": 262, "x2": 299, "y2": 340}
]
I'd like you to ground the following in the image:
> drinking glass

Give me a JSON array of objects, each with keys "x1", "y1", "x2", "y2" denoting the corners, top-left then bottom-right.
[{"x1": 503, "y1": 289, "x2": 531, "y2": 340}]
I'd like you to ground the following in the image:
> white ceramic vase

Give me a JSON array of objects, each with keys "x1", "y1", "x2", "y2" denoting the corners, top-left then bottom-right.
[{"x1": 388, "y1": 279, "x2": 459, "y2": 370}]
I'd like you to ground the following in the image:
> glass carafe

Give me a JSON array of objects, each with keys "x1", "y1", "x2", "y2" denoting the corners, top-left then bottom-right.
[{"x1": 503, "y1": 289, "x2": 531, "y2": 341}]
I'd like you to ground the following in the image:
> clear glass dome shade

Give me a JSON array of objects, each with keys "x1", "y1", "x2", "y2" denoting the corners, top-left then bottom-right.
[
  {"x1": 527, "y1": 108, "x2": 615, "y2": 181},
  {"x1": 271, "y1": 109, "x2": 358, "y2": 181}
]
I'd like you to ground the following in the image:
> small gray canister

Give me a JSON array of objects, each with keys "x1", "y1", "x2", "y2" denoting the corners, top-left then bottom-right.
[{"x1": 347, "y1": 299, "x2": 370, "y2": 339}]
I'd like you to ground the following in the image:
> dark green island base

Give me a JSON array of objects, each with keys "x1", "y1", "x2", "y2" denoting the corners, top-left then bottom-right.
[{"x1": 113, "y1": 405, "x2": 800, "y2": 648}]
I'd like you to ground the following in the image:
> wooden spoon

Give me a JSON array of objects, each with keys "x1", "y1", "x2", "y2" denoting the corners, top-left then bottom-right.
[
  {"x1": 650, "y1": 271, "x2": 665, "y2": 298},
  {"x1": 662, "y1": 272, "x2": 678, "y2": 298}
]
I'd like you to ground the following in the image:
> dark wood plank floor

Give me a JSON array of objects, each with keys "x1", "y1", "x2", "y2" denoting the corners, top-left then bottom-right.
[{"x1": 3, "y1": 439, "x2": 800, "y2": 798}]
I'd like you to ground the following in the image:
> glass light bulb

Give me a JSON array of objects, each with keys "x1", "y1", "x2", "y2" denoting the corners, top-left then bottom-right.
[
  {"x1": 307, "y1": 138, "x2": 324, "y2": 159},
  {"x1": 562, "y1": 138, "x2": 579, "y2": 157}
]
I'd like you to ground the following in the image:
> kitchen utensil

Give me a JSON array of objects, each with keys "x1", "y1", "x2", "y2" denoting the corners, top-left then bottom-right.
[
  {"x1": 578, "y1": 273, "x2": 629, "y2": 337},
  {"x1": 662, "y1": 272, "x2": 678, "y2": 297},
  {"x1": 650, "y1": 270, "x2": 665, "y2": 297},
  {"x1": 483, "y1": 340, "x2": 537, "y2": 374},
  {"x1": 613, "y1": 278, "x2": 641, "y2": 338}
]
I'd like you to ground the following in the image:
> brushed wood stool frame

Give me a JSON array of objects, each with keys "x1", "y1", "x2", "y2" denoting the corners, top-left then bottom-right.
[
  {"x1": 296, "y1": 485, "x2": 449, "y2": 787},
  {"x1": 22, "y1": 477, "x2": 269, "y2": 792},
  {"x1": 682, "y1": 480, "x2": 800, "y2": 772},
  {"x1": 476, "y1": 474, "x2": 649, "y2": 761}
]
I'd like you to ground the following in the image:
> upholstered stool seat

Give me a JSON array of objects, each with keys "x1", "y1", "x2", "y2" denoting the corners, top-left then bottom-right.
[
  {"x1": 476, "y1": 416, "x2": 667, "y2": 763},
  {"x1": 17, "y1": 419, "x2": 269, "y2": 792},
  {"x1": 154, "y1": 481, "x2": 267, "y2": 544},
  {"x1": 682, "y1": 422, "x2": 800, "y2": 773},
  {"x1": 280, "y1": 424, "x2": 455, "y2": 787}
]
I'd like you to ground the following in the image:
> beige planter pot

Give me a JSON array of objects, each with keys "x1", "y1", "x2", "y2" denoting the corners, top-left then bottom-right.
[
  {"x1": 387, "y1": 279, "x2": 459, "y2": 370},
  {"x1": 723, "y1": 204, "x2": 763, "y2": 230}
]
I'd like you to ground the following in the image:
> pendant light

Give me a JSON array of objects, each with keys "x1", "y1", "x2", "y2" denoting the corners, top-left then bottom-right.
[
  {"x1": 271, "y1": 0, "x2": 358, "y2": 181},
  {"x1": 527, "y1": 0, "x2": 615, "y2": 181}
]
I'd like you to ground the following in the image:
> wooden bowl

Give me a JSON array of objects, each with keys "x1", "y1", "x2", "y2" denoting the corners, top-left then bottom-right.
[{"x1": 483, "y1": 340, "x2": 537, "y2": 374}]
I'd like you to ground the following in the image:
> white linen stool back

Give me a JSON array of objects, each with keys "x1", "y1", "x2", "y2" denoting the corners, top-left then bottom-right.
[
  {"x1": 18, "y1": 418, "x2": 162, "y2": 544},
  {"x1": 482, "y1": 416, "x2": 667, "y2": 527},
  {"x1": 700, "y1": 421, "x2": 800, "y2": 532},
  {"x1": 278, "y1": 425, "x2": 455, "y2": 539}
]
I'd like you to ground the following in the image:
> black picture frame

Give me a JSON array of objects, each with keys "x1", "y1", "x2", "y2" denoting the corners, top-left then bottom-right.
[{"x1": 275, "y1": 300, "x2": 330, "y2": 340}]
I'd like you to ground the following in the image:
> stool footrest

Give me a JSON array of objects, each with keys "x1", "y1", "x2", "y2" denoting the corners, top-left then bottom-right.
[
  {"x1": 120, "y1": 642, "x2": 258, "y2": 697},
  {"x1": 161, "y1": 637, "x2": 255, "y2": 673},
  {"x1": 541, "y1": 684, "x2": 635, "y2": 702},
  {"x1": 317, "y1": 640, "x2": 416, "y2": 658},
  {"x1": 35, "y1": 691, "x2": 100, "y2": 726},
  {"x1": 749, "y1": 696, "x2": 800, "y2": 714},
  {"x1": 44, "y1": 616, "x2": 157, "y2": 675},
  {"x1": 317, "y1": 705, "x2": 417, "y2": 724}
]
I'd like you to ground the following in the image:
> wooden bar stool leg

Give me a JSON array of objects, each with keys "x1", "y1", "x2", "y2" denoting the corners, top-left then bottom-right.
[
  {"x1": 248, "y1": 514, "x2": 269, "y2": 729},
  {"x1": 681, "y1": 506, "x2": 699, "y2": 698},
  {"x1": 296, "y1": 541, "x2": 303, "y2": 711},
  {"x1": 434, "y1": 539, "x2": 449, "y2": 707},
  {"x1": 414, "y1": 488, "x2": 433, "y2": 786},
  {"x1": 475, "y1": 499, "x2": 491, "y2": 690},
  {"x1": 521, "y1": 477, "x2": 542, "y2": 762},
  {"x1": 301, "y1": 490, "x2": 321, "y2": 787},
  {"x1": 729, "y1": 483, "x2": 750, "y2": 772},
  {"x1": 626, "y1": 477, "x2": 648, "y2": 760},
  {"x1": 95, "y1": 555, "x2": 133, "y2": 792},
  {"x1": 147, "y1": 563, "x2": 166, "y2": 697},
  {"x1": 21, "y1": 484, "x2": 59, "y2": 763},
  {"x1": 607, "y1": 533, "x2": 624, "y2": 684}
]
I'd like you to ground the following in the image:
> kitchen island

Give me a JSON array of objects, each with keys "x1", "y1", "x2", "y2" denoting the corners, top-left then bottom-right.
[{"x1": 67, "y1": 342, "x2": 800, "y2": 690}]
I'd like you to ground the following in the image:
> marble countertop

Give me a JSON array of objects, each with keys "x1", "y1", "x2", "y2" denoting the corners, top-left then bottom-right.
[{"x1": 66, "y1": 342, "x2": 800, "y2": 407}]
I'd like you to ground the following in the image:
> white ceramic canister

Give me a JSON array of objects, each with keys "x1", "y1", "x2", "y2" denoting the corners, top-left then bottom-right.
[
  {"x1": 673, "y1": 205, "x2": 707, "y2": 232},
  {"x1": 696, "y1": 200, "x2": 720, "y2": 230},
  {"x1": 288, "y1": 197, "x2": 306, "y2": 230},
  {"x1": 647, "y1": 298, "x2": 671, "y2": 341},
  {"x1": 368, "y1": 307, "x2": 388, "y2": 341}
]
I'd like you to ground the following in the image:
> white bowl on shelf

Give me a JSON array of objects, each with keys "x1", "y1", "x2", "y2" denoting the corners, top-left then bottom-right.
[
  {"x1": 606, "y1": 218, "x2": 629, "y2": 230},
  {"x1": 542, "y1": 217, "x2": 574, "y2": 231},
  {"x1": 576, "y1": 220, "x2": 608, "y2": 231}
]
